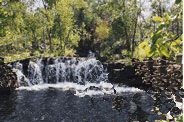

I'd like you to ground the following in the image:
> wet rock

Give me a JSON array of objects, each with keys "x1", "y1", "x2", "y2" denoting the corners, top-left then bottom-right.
[
  {"x1": 134, "y1": 57, "x2": 183, "y2": 96},
  {"x1": 133, "y1": 93, "x2": 154, "y2": 113},
  {"x1": 175, "y1": 89, "x2": 184, "y2": 98},
  {"x1": 48, "y1": 58, "x2": 55, "y2": 65},
  {"x1": 170, "y1": 107, "x2": 181, "y2": 118},
  {"x1": 112, "y1": 96, "x2": 123, "y2": 112},
  {"x1": 160, "y1": 104, "x2": 170, "y2": 114},
  {"x1": 84, "y1": 86, "x2": 101, "y2": 91}
]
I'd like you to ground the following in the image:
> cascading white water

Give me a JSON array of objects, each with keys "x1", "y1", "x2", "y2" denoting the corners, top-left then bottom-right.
[
  {"x1": 87, "y1": 50, "x2": 95, "y2": 58},
  {"x1": 12, "y1": 58, "x2": 108, "y2": 86},
  {"x1": 27, "y1": 61, "x2": 44, "y2": 85},
  {"x1": 12, "y1": 62, "x2": 31, "y2": 86},
  {"x1": 12, "y1": 57, "x2": 143, "y2": 97}
]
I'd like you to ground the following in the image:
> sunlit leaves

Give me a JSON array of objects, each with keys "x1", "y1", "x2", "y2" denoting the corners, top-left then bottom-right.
[
  {"x1": 54, "y1": 0, "x2": 81, "y2": 50},
  {"x1": 160, "y1": 45, "x2": 169, "y2": 57},
  {"x1": 74, "y1": 0, "x2": 88, "y2": 9},
  {"x1": 181, "y1": 34, "x2": 183, "y2": 40},
  {"x1": 44, "y1": 0, "x2": 59, "y2": 8},
  {"x1": 153, "y1": 17, "x2": 163, "y2": 22},
  {"x1": 138, "y1": 41, "x2": 153, "y2": 57},
  {"x1": 139, "y1": 40, "x2": 149, "y2": 49},
  {"x1": 140, "y1": 1, "x2": 183, "y2": 59},
  {"x1": 178, "y1": 12, "x2": 182, "y2": 19},
  {"x1": 95, "y1": 22, "x2": 110, "y2": 40},
  {"x1": 145, "y1": 46, "x2": 154, "y2": 57}
]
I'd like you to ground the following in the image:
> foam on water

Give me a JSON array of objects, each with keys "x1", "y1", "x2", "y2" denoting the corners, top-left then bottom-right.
[{"x1": 16, "y1": 82, "x2": 143, "y2": 97}]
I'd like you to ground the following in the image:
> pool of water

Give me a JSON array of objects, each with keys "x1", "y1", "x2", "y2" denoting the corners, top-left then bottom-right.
[
  {"x1": 1, "y1": 58, "x2": 182, "y2": 122},
  {"x1": 0, "y1": 83, "x2": 163, "y2": 122}
]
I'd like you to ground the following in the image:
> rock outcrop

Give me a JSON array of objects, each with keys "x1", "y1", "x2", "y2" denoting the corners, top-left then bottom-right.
[
  {"x1": 104, "y1": 60, "x2": 143, "y2": 87},
  {"x1": 106, "y1": 58, "x2": 183, "y2": 120},
  {"x1": 135, "y1": 58, "x2": 183, "y2": 93},
  {"x1": 0, "y1": 57, "x2": 18, "y2": 94},
  {"x1": 106, "y1": 58, "x2": 183, "y2": 92}
]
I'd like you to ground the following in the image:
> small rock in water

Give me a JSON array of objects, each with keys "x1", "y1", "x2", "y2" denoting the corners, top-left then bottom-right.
[
  {"x1": 170, "y1": 107, "x2": 181, "y2": 118},
  {"x1": 84, "y1": 86, "x2": 101, "y2": 91}
]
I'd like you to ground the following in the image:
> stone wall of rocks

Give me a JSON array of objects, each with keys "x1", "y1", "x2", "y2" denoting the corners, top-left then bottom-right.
[
  {"x1": 134, "y1": 58, "x2": 182, "y2": 91},
  {"x1": 106, "y1": 58, "x2": 183, "y2": 120},
  {"x1": 106, "y1": 58, "x2": 183, "y2": 92},
  {"x1": 134, "y1": 58, "x2": 183, "y2": 120},
  {"x1": 0, "y1": 57, "x2": 18, "y2": 94}
]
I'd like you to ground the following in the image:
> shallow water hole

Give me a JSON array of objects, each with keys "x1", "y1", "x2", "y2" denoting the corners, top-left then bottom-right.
[{"x1": 0, "y1": 84, "x2": 182, "y2": 122}]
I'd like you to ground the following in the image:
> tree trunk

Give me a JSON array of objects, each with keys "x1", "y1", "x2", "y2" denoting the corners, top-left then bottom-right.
[
  {"x1": 177, "y1": 19, "x2": 180, "y2": 37},
  {"x1": 47, "y1": 29, "x2": 52, "y2": 52},
  {"x1": 124, "y1": 26, "x2": 130, "y2": 51},
  {"x1": 59, "y1": 22, "x2": 62, "y2": 50},
  {"x1": 132, "y1": 0, "x2": 138, "y2": 56},
  {"x1": 139, "y1": 23, "x2": 143, "y2": 42},
  {"x1": 132, "y1": 14, "x2": 138, "y2": 56},
  {"x1": 32, "y1": 31, "x2": 37, "y2": 51},
  {"x1": 159, "y1": 0, "x2": 162, "y2": 17},
  {"x1": 64, "y1": 27, "x2": 74, "y2": 52}
]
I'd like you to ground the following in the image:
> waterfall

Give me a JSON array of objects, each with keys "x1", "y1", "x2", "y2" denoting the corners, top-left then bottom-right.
[
  {"x1": 12, "y1": 62, "x2": 31, "y2": 86},
  {"x1": 87, "y1": 50, "x2": 95, "y2": 58},
  {"x1": 12, "y1": 58, "x2": 108, "y2": 86},
  {"x1": 11, "y1": 57, "x2": 143, "y2": 97}
]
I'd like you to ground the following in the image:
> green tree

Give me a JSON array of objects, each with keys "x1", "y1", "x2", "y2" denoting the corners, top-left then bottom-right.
[{"x1": 139, "y1": 0, "x2": 183, "y2": 59}]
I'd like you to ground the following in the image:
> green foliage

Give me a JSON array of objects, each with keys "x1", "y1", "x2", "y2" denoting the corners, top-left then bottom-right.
[
  {"x1": 176, "y1": 114, "x2": 183, "y2": 122},
  {"x1": 0, "y1": 0, "x2": 182, "y2": 63},
  {"x1": 175, "y1": 0, "x2": 182, "y2": 4},
  {"x1": 95, "y1": 22, "x2": 110, "y2": 41},
  {"x1": 139, "y1": 1, "x2": 183, "y2": 59},
  {"x1": 64, "y1": 48, "x2": 76, "y2": 57},
  {"x1": 153, "y1": 17, "x2": 163, "y2": 22},
  {"x1": 0, "y1": 0, "x2": 83, "y2": 61},
  {"x1": 133, "y1": 47, "x2": 146, "y2": 61}
]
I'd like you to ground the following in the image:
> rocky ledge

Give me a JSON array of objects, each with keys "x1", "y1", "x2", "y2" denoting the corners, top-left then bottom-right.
[
  {"x1": 105, "y1": 58, "x2": 183, "y2": 91},
  {"x1": 0, "y1": 57, "x2": 18, "y2": 94}
]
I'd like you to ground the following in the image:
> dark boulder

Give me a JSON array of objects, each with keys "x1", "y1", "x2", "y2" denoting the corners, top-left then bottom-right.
[{"x1": 106, "y1": 61, "x2": 143, "y2": 87}]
